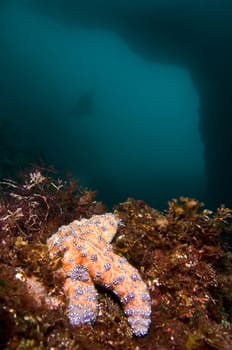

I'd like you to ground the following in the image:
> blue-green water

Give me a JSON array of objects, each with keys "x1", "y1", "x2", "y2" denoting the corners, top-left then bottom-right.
[{"x1": 1, "y1": 1, "x2": 231, "y2": 209}]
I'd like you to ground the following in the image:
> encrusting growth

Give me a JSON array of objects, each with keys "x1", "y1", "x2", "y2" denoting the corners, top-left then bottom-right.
[{"x1": 47, "y1": 213, "x2": 151, "y2": 336}]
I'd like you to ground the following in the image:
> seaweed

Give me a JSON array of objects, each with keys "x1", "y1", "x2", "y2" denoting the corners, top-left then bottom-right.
[{"x1": 0, "y1": 169, "x2": 231, "y2": 349}]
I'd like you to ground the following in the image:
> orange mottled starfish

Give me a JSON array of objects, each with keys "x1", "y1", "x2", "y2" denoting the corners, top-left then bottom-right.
[{"x1": 47, "y1": 213, "x2": 151, "y2": 336}]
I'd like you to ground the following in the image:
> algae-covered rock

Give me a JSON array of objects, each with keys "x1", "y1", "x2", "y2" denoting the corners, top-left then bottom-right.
[{"x1": 0, "y1": 169, "x2": 231, "y2": 349}]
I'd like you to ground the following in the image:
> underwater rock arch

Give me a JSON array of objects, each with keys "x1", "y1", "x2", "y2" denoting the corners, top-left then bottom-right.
[{"x1": 23, "y1": 0, "x2": 232, "y2": 208}]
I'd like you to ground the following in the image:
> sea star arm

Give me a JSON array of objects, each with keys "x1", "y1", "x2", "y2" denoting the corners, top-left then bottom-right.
[
  {"x1": 87, "y1": 251, "x2": 151, "y2": 337},
  {"x1": 62, "y1": 248, "x2": 99, "y2": 326},
  {"x1": 64, "y1": 276, "x2": 98, "y2": 326}
]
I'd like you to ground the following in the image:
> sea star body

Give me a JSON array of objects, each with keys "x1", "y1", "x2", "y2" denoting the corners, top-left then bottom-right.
[{"x1": 47, "y1": 213, "x2": 151, "y2": 336}]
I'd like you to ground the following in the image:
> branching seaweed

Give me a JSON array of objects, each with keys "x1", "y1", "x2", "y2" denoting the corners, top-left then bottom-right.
[{"x1": 0, "y1": 170, "x2": 231, "y2": 350}]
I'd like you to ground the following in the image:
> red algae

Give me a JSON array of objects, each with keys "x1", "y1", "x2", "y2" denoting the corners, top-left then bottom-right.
[{"x1": 0, "y1": 169, "x2": 231, "y2": 349}]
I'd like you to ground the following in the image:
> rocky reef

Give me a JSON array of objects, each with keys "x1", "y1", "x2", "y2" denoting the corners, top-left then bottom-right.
[{"x1": 0, "y1": 167, "x2": 231, "y2": 349}]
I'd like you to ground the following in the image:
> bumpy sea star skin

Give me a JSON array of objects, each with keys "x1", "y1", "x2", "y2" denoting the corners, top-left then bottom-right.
[{"x1": 47, "y1": 213, "x2": 151, "y2": 336}]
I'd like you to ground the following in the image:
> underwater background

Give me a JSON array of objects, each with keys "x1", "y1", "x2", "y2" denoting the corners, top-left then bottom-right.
[
  {"x1": 0, "y1": 1, "x2": 207, "y2": 209},
  {"x1": 0, "y1": 1, "x2": 232, "y2": 209}
]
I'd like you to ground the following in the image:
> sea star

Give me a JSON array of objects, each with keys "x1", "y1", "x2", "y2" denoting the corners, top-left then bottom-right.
[{"x1": 47, "y1": 213, "x2": 151, "y2": 336}]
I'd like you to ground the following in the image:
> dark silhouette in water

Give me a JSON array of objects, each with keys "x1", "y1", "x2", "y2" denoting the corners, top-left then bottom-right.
[{"x1": 6, "y1": 0, "x2": 232, "y2": 208}]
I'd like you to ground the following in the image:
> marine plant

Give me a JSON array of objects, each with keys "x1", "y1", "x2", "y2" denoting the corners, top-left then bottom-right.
[{"x1": 0, "y1": 168, "x2": 231, "y2": 350}]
